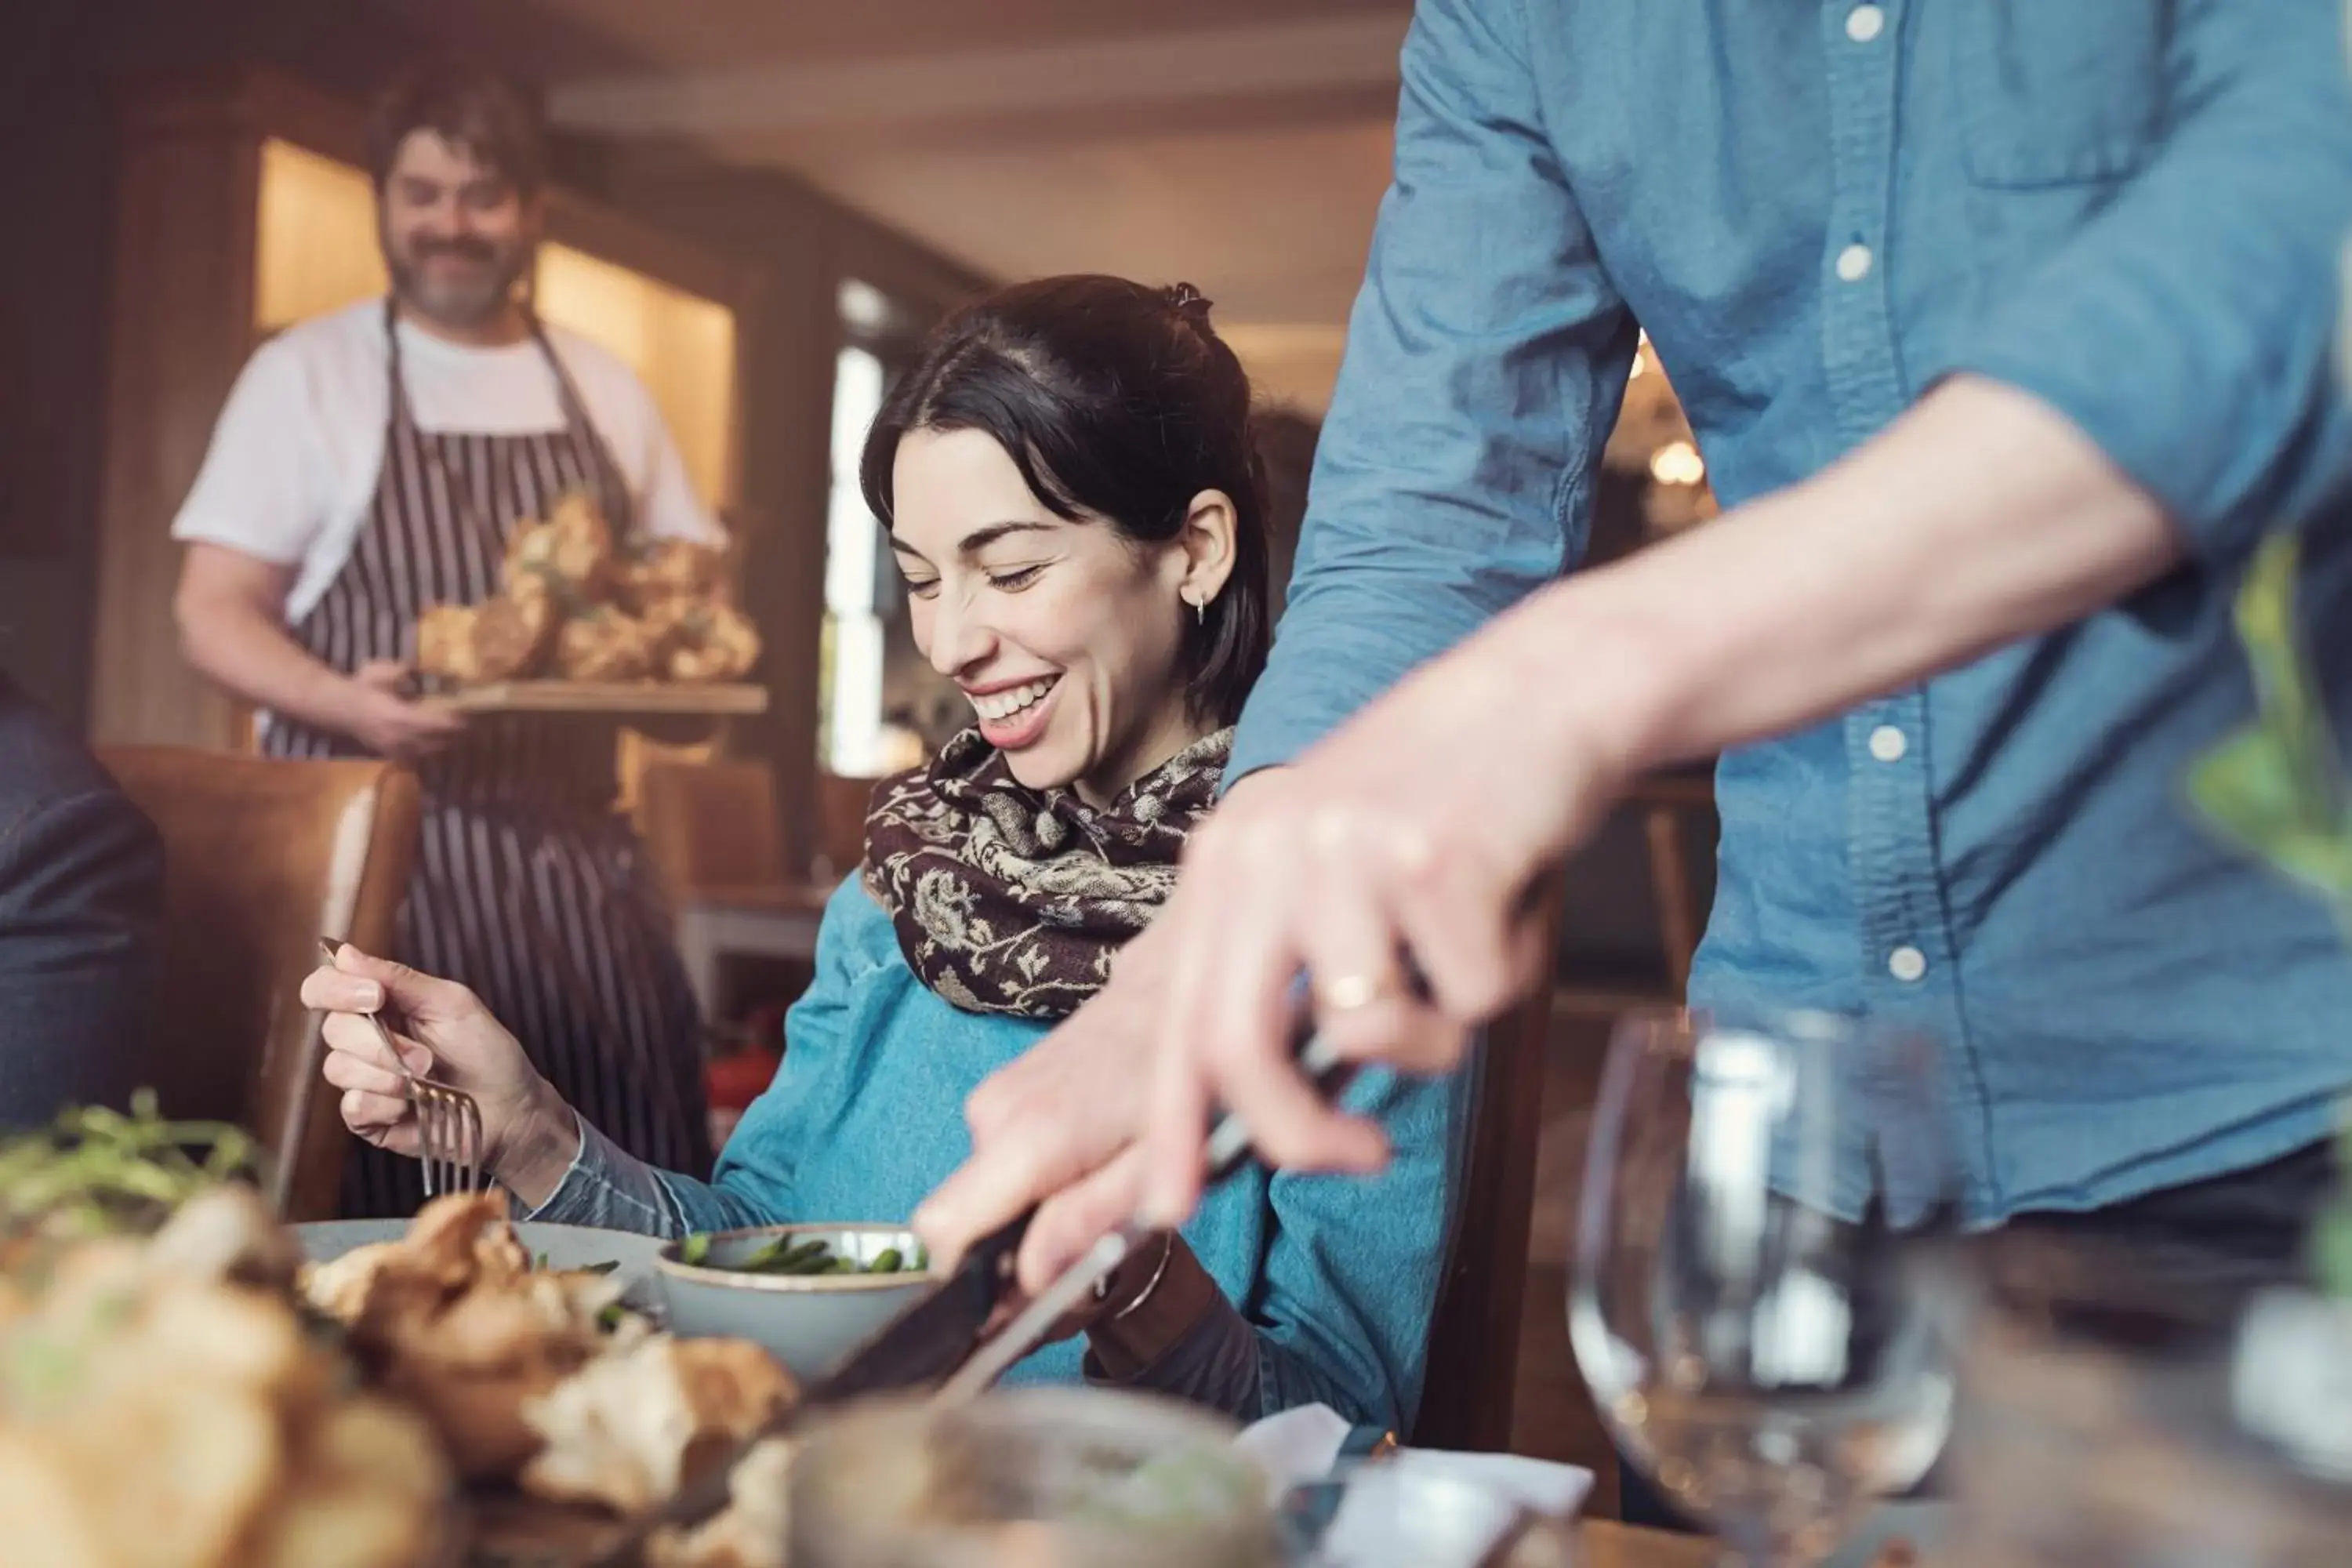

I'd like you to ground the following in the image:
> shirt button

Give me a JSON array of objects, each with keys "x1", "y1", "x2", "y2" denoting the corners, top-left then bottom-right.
[
  {"x1": 1888, "y1": 946, "x2": 1928, "y2": 983},
  {"x1": 1868, "y1": 725, "x2": 1907, "y2": 763},
  {"x1": 1846, "y1": 5, "x2": 1886, "y2": 43},
  {"x1": 1835, "y1": 243, "x2": 1875, "y2": 283}
]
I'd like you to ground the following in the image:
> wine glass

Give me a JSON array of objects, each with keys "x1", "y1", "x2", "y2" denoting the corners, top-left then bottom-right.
[{"x1": 1568, "y1": 1007, "x2": 1966, "y2": 1566}]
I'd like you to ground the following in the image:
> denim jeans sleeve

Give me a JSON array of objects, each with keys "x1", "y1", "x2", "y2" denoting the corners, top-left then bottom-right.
[
  {"x1": 520, "y1": 1114, "x2": 771, "y2": 1236},
  {"x1": 1932, "y1": 0, "x2": 2352, "y2": 559},
  {"x1": 1227, "y1": 0, "x2": 1637, "y2": 785}
]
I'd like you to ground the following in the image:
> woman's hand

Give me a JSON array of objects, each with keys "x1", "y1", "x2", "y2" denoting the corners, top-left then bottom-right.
[{"x1": 303, "y1": 945, "x2": 581, "y2": 1205}]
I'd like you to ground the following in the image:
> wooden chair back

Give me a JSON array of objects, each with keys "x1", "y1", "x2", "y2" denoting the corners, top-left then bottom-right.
[
  {"x1": 1628, "y1": 768, "x2": 1713, "y2": 996},
  {"x1": 636, "y1": 757, "x2": 790, "y2": 904},
  {"x1": 96, "y1": 746, "x2": 419, "y2": 1220},
  {"x1": 811, "y1": 770, "x2": 881, "y2": 883},
  {"x1": 1410, "y1": 869, "x2": 1570, "y2": 1451}
]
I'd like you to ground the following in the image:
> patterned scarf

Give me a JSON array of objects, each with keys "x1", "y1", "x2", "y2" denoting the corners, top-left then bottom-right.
[{"x1": 862, "y1": 727, "x2": 1231, "y2": 1019}]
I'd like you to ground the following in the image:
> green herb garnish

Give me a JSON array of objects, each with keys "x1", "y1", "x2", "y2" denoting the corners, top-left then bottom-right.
[
  {"x1": 0, "y1": 1091, "x2": 261, "y2": 1250},
  {"x1": 2187, "y1": 534, "x2": 2352, "y2": 1299},
  {"x1": 688, "y1": 1233, "x2": 923, "y2": 1276}
]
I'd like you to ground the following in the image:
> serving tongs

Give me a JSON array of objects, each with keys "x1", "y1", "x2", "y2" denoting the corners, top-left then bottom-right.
[{"x1": 589, "y1": 991, "x2": 1356, "y2": 1566}]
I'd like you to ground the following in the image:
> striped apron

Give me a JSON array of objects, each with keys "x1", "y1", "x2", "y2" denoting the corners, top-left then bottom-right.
[{"x1": 266, "y1": 299, "x2": 713, "y2": 1217}]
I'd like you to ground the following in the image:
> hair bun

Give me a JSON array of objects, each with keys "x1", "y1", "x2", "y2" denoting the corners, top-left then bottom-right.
[{"x1": 1164, "y1": 281, "x2": 1214, "y2": 325}]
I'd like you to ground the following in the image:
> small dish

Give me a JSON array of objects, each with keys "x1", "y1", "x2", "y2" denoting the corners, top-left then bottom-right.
[{"x1": 653, "y1": 1222, "x2": 935, "y2": 1380}]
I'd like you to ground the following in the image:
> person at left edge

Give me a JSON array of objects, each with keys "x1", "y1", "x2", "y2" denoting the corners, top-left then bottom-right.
[
  {"x1": 0, "y1": 668, "x2": 165, "y2": 1131},
  {"x1": 170, "y1": 57, "x2": 721, "y2": 1216}
]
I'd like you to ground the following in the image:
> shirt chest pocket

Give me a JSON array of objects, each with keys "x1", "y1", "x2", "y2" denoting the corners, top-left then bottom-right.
[{"x1": 1951, "y1": 0, "x2": 2170, "y2": 187}]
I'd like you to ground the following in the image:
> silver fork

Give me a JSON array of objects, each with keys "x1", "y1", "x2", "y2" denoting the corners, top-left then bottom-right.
[{"x1": 316, "y1": 938, "x2": 485, "y2": 1197}]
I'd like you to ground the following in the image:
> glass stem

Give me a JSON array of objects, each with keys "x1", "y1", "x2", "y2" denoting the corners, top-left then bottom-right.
[{"x1": 1717, "y1": 1519, "x2": 1781, "y2": 1568}]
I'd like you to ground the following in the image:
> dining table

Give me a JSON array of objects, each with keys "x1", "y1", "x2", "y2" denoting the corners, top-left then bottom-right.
[
  {"x1": 1577, "y1": 1521, "x2": 1720, "y2": 1567},
  {"x1": 474, "y1": 1501, "x2": 1754, "y2": 1566}
]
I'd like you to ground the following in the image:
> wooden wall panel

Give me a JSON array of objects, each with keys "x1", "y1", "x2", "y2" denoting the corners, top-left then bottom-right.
[
  {"x1": 88, "y1": 87, "x2": 260, "y2": 749},
  {"x1": 592, "y1": 151, "x2": 988, "y2": 871}
]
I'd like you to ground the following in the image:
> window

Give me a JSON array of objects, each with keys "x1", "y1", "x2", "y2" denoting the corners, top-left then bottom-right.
[
  {"x1": 816, "y1": 281, "x2": 964, "y2": 779},
  {"x1": 819, "y1": 342, "x2": 893, "y2": 775},
  {"x1": 818, "y1": 281, "x2": 955, "y2": 780}
]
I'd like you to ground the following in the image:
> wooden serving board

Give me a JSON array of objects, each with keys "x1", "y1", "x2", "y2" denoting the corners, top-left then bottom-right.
[{"x1": 420, "y1": 681, "x2": 768, "y2": 717}]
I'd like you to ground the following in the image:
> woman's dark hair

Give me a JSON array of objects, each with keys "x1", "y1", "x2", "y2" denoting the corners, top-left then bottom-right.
[
  {"x1": 365, "y1": 56, "x2": 547, "y2": 198},
  {"x1": 859, "y1": 274, "x2": 1272, "y2": 728}
]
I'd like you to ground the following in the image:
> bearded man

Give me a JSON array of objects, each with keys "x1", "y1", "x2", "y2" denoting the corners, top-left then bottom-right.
[{"x1": 172, "y1": 58, "x2": 721, "y2": 1215}]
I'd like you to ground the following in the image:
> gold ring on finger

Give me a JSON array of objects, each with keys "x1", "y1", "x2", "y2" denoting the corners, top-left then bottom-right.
[{"x1": 1320, "y1": 973, "x2": 1386, "y2": 1012}]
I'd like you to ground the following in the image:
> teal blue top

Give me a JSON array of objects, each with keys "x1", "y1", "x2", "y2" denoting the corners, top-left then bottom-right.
[{"x1": 527, "y1": 876, "x2": 1471, "y2": 1433}]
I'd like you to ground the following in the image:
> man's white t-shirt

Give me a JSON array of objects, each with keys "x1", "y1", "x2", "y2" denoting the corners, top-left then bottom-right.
[{"x1": 171, "y1": 299, "x2": 722, "y2": 624}]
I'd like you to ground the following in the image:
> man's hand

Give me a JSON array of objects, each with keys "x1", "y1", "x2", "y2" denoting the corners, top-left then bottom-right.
[
  {"x1": 343, "y1": 660, "x2": 466, "y2": 760},
  {"x1": 915, "y1": 625, "x2": 1626, "y2": 1290},
  {"x1": 1133, "y1": 612, "x2": 1621, "y2": 1227},
  {"x1": 176, "y1": 543, "x2": 465, "y2": 760}
]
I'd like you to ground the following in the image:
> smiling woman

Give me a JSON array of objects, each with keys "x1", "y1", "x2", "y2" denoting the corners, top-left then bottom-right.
[
  {"x1": 305, "y1": 274, "x2": 1471, "y2": 1436},
  {"x1": 858, "y1": 274, "x2": 1272, "y2": 803}
]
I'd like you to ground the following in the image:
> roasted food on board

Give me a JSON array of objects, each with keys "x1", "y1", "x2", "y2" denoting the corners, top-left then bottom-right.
[
  {"x1": 555, "y1": 604, "x2": 662, "y2": 683},
  {"x1": 506, "y1": 490, "x2": 615, "y2": 601},
  {"x1": 647, "y1": 598, "x2": 761, "y2": 685},
  {"x1": 413, "y1": 491, "x2": 758, "y2": 691}
]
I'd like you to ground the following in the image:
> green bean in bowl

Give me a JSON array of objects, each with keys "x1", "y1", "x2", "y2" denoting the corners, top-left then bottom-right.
[
  {"x1": 655, "y1": 1223, "x2": 936, "y2": 1381},
  {"x1": 680, "y1": 1232, "x2": 925, "y2": 1276}
]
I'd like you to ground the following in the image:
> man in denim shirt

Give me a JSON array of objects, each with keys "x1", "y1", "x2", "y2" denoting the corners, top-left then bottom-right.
[{"x1": 924, "y1": 0, "x2": 2352, "y2": 1440}]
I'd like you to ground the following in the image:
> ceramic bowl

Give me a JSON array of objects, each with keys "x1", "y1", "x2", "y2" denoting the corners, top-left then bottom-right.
[{"x1": 654, "y1": 1222, "x2": 935, "y2": 1380}]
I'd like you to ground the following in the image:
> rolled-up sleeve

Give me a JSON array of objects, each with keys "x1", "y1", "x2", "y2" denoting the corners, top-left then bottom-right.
[
  {"x1": 1935, "y1": 0, "x2": 2352, "y2": 560},
  {"x1": 1228, "y1": 0, "x2": 1635, "y2": 783}
]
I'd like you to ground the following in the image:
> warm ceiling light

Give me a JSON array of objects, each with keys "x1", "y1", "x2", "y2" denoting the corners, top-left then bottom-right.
[{"x1": 1650, "y1": 440, "x2": 1705, "y2": 486}]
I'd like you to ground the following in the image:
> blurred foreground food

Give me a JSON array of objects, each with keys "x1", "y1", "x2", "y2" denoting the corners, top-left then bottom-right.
[{"x1": 0, "y1": 1101, "x2": 797, "y2": 1568}]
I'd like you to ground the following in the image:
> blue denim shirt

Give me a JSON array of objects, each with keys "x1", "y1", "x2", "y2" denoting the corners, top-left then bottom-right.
[
  {"x1": 1229, "y1": 0, "x2": 2352, "y2": 1223},
  {"x1": 526, "y1": 877, "x2": 1469, "y2": 1433}
]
